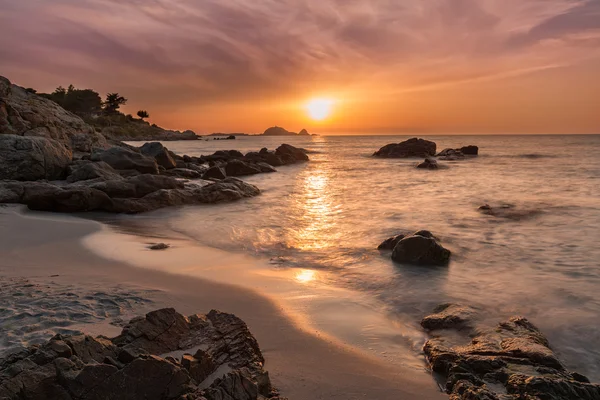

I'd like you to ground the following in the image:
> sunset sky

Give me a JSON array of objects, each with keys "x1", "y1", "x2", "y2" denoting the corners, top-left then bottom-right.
[{"x1": 1, "y1": 0, "x2": 599, "y2": 134}]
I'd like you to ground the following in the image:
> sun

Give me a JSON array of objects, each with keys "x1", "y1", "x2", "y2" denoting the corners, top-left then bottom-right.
[{"x1": 306, "y1": 98, "x2": 334, "y2": 121}]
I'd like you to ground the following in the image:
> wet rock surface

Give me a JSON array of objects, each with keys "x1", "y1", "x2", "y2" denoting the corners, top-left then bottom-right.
[
  {"x1": 0, "y1": 308, "x2": 286, "y2": 400},
  {"x1": 422, "y1": 305, "x2": 600, "y2": 400},
  {"x1": 380, "y1": 230, "x2": 451, "y2": 266},
  {"x1": 417, "y1": 158, "x2": 439, "y2": 169},
  {"x1": 478, "y1": 203, "x2": 544, "y2": 221},
  {"x1": 373, "y1": 138, "x2": 437, "y2": 158}
]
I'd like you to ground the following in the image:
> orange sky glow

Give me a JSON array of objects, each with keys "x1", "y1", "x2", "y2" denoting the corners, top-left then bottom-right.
[{"x1": 1, "y1": 0, "x2": 599, "y2": 135}]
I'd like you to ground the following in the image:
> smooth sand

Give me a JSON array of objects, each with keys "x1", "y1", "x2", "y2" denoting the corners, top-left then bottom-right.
[{"x1": 0, "y1": 206, "x2": 445, "y2": 400}]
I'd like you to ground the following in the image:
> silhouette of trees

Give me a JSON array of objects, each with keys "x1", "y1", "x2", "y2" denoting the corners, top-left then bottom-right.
[
  {"x1": 137, "y1": 110, "x2": 149, "y2": 120},
  {"x1": 39, "y1": 85, "x2": 102, "y2": 117},
  {"x1": 103, "y1": 93, "x2": 127, "y2": 115}
]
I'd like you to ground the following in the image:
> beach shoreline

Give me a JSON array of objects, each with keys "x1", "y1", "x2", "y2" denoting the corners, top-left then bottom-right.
[{"x1": 0, "y1": 205, "x2": 445, "y2": 399}]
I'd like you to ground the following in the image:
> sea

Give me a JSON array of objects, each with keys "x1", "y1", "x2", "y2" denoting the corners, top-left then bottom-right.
[{"x1": 109, "y1": 134, "x2": 600, "y2": 380}]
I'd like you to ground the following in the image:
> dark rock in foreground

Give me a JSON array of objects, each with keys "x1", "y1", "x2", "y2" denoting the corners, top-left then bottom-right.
[
  {"x1": 422, "y1": 305, "x2": 600, "y2": 400},
  {"x1": 373, "y1": 138, "x2": 436, "y2": 158},
  {"x1": 0, "y1": 308, "x2": 286, "y2": 400},
  {"x1": 380, "y1": 230, "x2": 450, "y2": 266},
  {"x1": 91, "y1": 146, "x2": 159, "y2": 174}
]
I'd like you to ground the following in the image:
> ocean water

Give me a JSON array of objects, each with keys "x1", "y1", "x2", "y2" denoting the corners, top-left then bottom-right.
[{"x1": 117, "y1": 135, "x2": 600, "y2": 380}]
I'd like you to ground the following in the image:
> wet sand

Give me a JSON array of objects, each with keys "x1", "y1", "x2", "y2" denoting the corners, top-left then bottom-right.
[{"x1": 0, "y1": 205, "x2": 445, "y2": 400}]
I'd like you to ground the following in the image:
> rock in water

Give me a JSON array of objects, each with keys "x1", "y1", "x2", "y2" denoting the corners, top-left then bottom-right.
[
  {"x1": 140, "y1": 142, "x2": 177, "y2": 169},
  {"x1": 416, "y1": 158, "x2": 439, "y2": 169},
  {"x1": 0, "y1": 308, "x2": 286, "y2": 400},
  {"x1": 373, "y1": 138, "x2": 437, "y2": 158},
  {"x1": 422, "y1": 305, "x2": 600, "y2": 400},
  {"x1": 225, "y1": 160, "x2": 262, "y2": 177},
  {"x1": 0, "y1": 135, "x2": 72, "y2": 181},
  {"x1": 202, "y1": 165, "x2": 227, "y2": 180},
  {"x1": 460, "y1": 145, "x2": 479, "y2": 155},
  {"x1": 377, "y1": 234, "x2": 406, "y2": 250},
  {"x1": 91, "y1": 146, "x2": 159, "y2": 174},
  {"x1": 390, "y1": 232, "x2": 451, "y2": 266},
  {"x1": 149, "y1": 243, "x2": 169, "y2": 250},
  {"x1": 275, "y1": 144, "x2": 309, "y2": 162}
]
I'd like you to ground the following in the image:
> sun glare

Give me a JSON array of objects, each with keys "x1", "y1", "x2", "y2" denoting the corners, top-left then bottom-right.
[{"x1": 306, "y1": 98, "x2": 334, "y2": 121}]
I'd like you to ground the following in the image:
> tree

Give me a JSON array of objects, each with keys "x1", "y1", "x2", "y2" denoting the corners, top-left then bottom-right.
[
  {"x1": 103, "y1": 93, "x2": 127, "y2": 115},
  {"x1": 39, "y1": 85, "x2": 102, "y2": 117},
  {"x1": 137, "y1": 110, "x2": 149, "y2": 120}
]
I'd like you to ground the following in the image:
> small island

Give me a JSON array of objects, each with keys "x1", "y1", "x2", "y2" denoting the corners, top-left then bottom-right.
[{"x1": 262, "y1": 126, "x2": 311, "y2": 136}]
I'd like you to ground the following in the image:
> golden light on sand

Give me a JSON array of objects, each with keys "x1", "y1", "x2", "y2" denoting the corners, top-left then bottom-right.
[
  {"x1": 306, "y1": 98, "x2": 334, "y2": 121},
  {"x1": 295, "y1": 269, "x2": 316, "y2": 283}
]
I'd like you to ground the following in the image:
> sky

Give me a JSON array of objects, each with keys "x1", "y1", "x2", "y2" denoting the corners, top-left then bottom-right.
[{"x1": 1, "y1": 0, "x2": 599, "y2": 135}]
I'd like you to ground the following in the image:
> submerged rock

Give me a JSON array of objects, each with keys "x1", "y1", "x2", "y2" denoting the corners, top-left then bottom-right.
[
  {"x1": 0, "y1": 308, "x2": 286, "y2": 400},
  {"x1": 416, "y1": 158, "x2": 439, "y2": 169},
  {"x1": 148, "y1": 243, "x2": 170, "y2": 250},
  {"x1": 373, "y1": 138, "x2": 437, "y2": 158},
  {"x1": 422, "y1": 306, "x2": 600, "y2": 400},
  {"x1": 478, "y1": 203, "x2": 543, "y2": 221}
]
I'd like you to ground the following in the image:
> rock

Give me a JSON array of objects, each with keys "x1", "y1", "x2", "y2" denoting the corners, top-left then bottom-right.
[
  {"x1": 255, "y1": 162, "x2": 277, "y2": 173},
  {"x1": 140, "y1": 142, "x2": 177, "y2": 169},
  {"x1": 202, "y1": 166, "x2": 227, "y2": 180},
  {"x1": 377, "y1": 234, "x2": 406, "y2": 250},
  {"x1": 421, "y1": 303, "x2": 478, "y2": 331},
  {"x1": 416, "y1": 158, "x2": 439, "y2": 169},
  {"x1": 298, "y1": 128, "x2": 309, "y2": 136},
  {"x1": 91, "y1": 146, "x2": 159, "y2": 174},
  {"x1": 225, "y1": 160, "x2": 262, "y2": 177},
  {"x1": 391, "y1": 232, "x2": 451, "y2": 266},
  {"x1": 275, "y1": 144, "x2": 309, "y2": 163},
  {"x1": 66, "y1": 161, "x2": 121, "y2": 183},
  {"x1": 422, "y1": 307, "x2": 600, "y2": 400},
  {"x1": 478, "y1": 203, "x2": 543, "y2": 221},
  {"x1": 373, "y1": 138, "x2": 436, "y2": 158},
  {"x1": 436, "y1": 148, "x2": 465, "y2": 160},
  {"x1": 0, "y1": 76, "x2": 106, "y2": 152},
  {"x1": 262, "y1": 126, "x2": 296, "y2": 136},
  {"x1": 0, "y1": 135, "x2": 72, "y2": 181},
  {"x1": 163, "y1": 168, "x2": 204, "y2": 179},
  {"x1": 149, "y1": 243, "x2": 170, "y2": 250},
  {"x1": 88, "y1": 174, "x2": 185, "y2": 199},
  {"x1": 0, "y1": 308, "x2": 284, "y2": 400},
  {"x1": 25, "y1": 186, "x2": 116, "y2": 213},
  {"x1": 460, "y1": 145, "x2": 479, "y2": 155}
]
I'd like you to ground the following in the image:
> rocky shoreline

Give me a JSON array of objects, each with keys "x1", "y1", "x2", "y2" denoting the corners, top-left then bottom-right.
[
  {"x1": 0, "y1": 76, "x2": 308, "y2": 214},
  {"x1": 0, "y1": 308, "x2": 286, "y2": 400}
]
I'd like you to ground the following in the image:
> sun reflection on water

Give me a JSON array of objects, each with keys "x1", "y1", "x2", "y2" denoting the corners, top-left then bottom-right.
[{"x1": 295, "y1": 269, "x2": 317, "y2": 283}]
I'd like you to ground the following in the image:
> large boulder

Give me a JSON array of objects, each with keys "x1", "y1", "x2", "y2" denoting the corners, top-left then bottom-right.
[
  {"x1": 390, "y1": 231, "x2": 451, "y2": 266},
  {"x1": 25, "y1": 186, "x2": 116, "y2": 213},
  {"x1": 140, "y1": 142, "x2": 177, "y2": 169},
  {"x1": 275, "y1": 144, "x2": 309, "y2": 163},
  {"x1": 373, "y1": 138, "x2": 436, "y2": 158},
  {"x1": 225, "y1": 160, "x2": 262, "y2": 177},
  {"x1": 66, "y1": 161, "x2": 121, "y2": 183},
  {"x1": 460, "y1": 145, "x2": 479, "y2": 155},
  {"x1": 202, "y1": 166, "x2": 227, "y2": 180},
  {"x1": 0, "y1": 135, "x2": 72, "y2": 181},
  {"x1": 91, "y1": 146, "x2": 159, "y2": 174},
  {"x1": 0, "y1": 76, "x2": 107, "y2": 152},
  {"x1": 0, "y1": 308, "x2": 285, "y2": 400},
  {"x1": 422, "y1": 306, "x2": 600, "y2": 400},
  {"x1": 87, "y1": 174, "x2": 185, "y2": 199}
]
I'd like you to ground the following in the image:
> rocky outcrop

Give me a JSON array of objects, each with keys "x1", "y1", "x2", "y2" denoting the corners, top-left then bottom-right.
[
  {"x1": 101, "y1": 122, "x2": 198, "y2": 142},
  {"x1": 91, "y1": 146, "x2": 159, "y2": 174},
  {"x1": 379, "y1": 230, "x2": 450, "y2": 266},
  {"x1": 0, "y1": 76, "x2": 107, "y2": 152},
  {"x1": 140, "y1": 142, "x2": 177, "y2": 169},
  {"x1": 422, "y1": 305, "x2": 600, "y2": 400},
  {"x1": 66, "y1": 161, "x2": 121, "y2": 183},
  {"x1": 373, "y1": 138, "x2": 437, "y2": 158},
  {"x1": 0, "y1": 177, "x2": 259, "y2": 213},
  {"x1": 0, "y1": 308, "x2": 285, "y2": 400},
  {"x1": 275, "y1": 144, "x2": 309, "y2": 163},
  {"x1": 0, "y1": 135, "x2": 72, "y2": 181},
  {"x1": 436, "y1": 146, "x2": 479, "y2": 160},
  {"x1": 262, "y1": 126, "x2": 308, "y2": 136},
  {"x1": 225, "y1": 160, "x2": 262, "y2": 177}
]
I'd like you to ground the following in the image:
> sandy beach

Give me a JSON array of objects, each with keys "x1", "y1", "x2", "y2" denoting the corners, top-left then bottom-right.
[{"x1": 0, "y1": 205, "x2": 445, "y2": 400}]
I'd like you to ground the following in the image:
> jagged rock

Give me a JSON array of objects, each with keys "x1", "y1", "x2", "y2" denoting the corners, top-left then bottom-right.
[
  {"x1": 0, "y1": 76, "x2": 106, "y2": 152},
  {"x1": 416, "y1": 158, "x2": 439, "y2": 169},
  {"x1": 225, "y1": 160, "x2": 262, "y2": 177},
  {"x1": 91, "y1": 146, "x2": 159, "y2": 174},
  {"x1": 0, "y1": 135, "x2": 72, "y2": 181},
  {"x1": 87, "y1": 174, "x2": 185, "y2": 199},
  {"x1": 422, "y1": 307, "x2": 600, "y2": 400},
  {"x1": 437, "y1": 148, "x2": 465, "y2": 160},
  {"x1": 140, "y1": 142, "x2": 177, "y2": 169},
  {"x1": 0, "y1": 309, "x2": 285, "y2": 400},
  {"x1": 373, "y1": 138, "x2": 437, "y2": 158},
  {"x1": 66, "y1": 161, "x2": 121, "y2": 183},
  {"x1": 385, "y1": 231, "x2": 450, "y2": 266},
  {"x1": 202, "y1": 166, "x2": 227, "y2": 180},
  {"x1": 255, "y1": 162, "x2": 277, "y2": 173},
  {"x1": 421, "y1": 303, "x2": 478, "y2": 331},
  {"x1": 163, "y1": 168, "x2": 204, "y2": 179}
]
